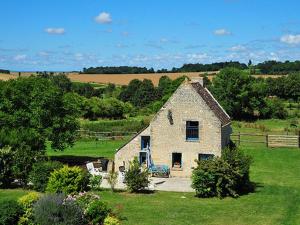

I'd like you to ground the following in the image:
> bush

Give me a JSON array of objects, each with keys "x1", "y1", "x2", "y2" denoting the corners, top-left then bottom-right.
[
  {"x1": 0, "y1": 200, "x2": 23, "y2": 225},
  {"x1": 29, "y1": 160, "x2": 63, "y2": 192},
  {"x1": 104, "y1": 216, "x2": 121, "y2": 225},
  {"x1": 34, "y1": 194, "x2": 86, "y2": 225},
  {"x1": 124, "y1": 157, "x2": 150, "y2": 192},
  {"x1": 192, "y1": 147, "x2": 252, "y2": 198},
  {"x1": 85, "y1": 200, "x2": 111, "y2": 225},
  {"x1": 260, "y1": 98, "x2": 288, "y2": 119},
  {"x1": 18, "y1": 192, "x2": 41, "y2": 225},
  {"x1": 0, "y1": 146, "x2": 14, "y2": 188},
  {"x1": 89, "y1": 175, "x2": 102, "y2": 191},
  {"x1": 46, "y1": 166, "x2": 90, "y2": 194},
  {"x1": 73, "y1": 192, "x2": 101, "y2": 209}
]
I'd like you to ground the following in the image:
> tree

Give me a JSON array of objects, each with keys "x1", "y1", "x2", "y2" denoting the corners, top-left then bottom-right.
[
  {"x1": 0, "y1": 76, "x2": 81, "y2": 186},
  {"x1": 211, "y1": 68, "x2": 259, "y2": 119}
]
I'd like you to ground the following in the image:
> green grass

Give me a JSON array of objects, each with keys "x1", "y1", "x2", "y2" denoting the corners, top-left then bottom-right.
[
  {"x1": 2, "y1": 145, "x2": 300, "y2": 224},
  {"x1": 0, "y1": 189, "x2": 31, "y2": 202},
  {"x1": 232, "y1": 118, "x2": 300, "y2": 135},
  {"x1": 47, "y1": 139, "x2": 129, "y2": 159},
  {"x1": 98, "y1": 145, "x2": 300, "y2": 225}
]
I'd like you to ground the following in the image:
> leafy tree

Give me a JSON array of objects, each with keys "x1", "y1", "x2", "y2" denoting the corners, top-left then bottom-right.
[
  {"x1": 0, "y1": 146, "x2": 14, "y2": 188},
  {"x1": 0, "y1": 76, "x2": 81, "y2": 186},
  {"x1": 211, "y1": 68, "x2": 257, "y2": 119}
]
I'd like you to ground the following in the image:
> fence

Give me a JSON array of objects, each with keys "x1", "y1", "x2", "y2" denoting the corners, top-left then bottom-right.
[
  {"x1": 231, "y1": 132, "x2": 300, "y2": 148},
  {"x1": 76, "y1": 129, "x2": 136, "y2": 140}
]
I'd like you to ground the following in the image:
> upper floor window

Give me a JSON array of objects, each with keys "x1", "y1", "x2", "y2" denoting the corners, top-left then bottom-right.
[{"x1": 186, "y1": 121, "x2": 199, "y2": 141}]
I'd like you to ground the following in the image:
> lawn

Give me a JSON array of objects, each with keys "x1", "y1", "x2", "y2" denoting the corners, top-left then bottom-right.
[
  {"x1": 2, "y1": 144, "x2": 300, "y2": 225},
  {"x1": 47, "y1": 139, "x2": 129, "y2": 159}
]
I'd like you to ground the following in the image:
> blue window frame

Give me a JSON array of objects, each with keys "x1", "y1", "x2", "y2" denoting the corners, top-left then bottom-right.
[
  {"x1": 198, "y1": 154, "x2": 214, "y2": 161},
  {"x1": 186, "y1": 121, "x2": 199, "y2": 141}
]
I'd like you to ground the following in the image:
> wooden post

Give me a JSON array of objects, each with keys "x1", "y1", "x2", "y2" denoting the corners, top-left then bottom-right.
[{"x1": 266, "y1": 134, "x2": 269, "y2": 148}]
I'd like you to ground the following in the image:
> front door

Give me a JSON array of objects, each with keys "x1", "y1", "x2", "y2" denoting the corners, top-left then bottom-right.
[{"x1": 141, "y1": 136, "x2": 150, "y2": 150}]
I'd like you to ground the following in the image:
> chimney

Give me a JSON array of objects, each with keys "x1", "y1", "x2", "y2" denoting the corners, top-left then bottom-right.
[{"x1": 191, "y1": 77, "x2": 204, "y2": 86}]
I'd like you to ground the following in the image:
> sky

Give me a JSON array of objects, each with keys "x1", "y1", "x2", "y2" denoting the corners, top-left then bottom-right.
[{"x1": 1, "y1": 0, "x2": 300, "y2": 71}]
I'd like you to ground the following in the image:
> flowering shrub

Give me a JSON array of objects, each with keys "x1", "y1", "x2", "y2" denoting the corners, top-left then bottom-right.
[
  {"x1": 89, "y1": 175, "x2": 102, "y2": 191},
  {"x1": 33, "y1": 193, "x2": 86, "y2": 225}
]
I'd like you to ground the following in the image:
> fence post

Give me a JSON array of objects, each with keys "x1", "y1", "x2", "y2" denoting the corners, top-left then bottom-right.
[{"x1": 266, "y1": 134, "x2": 268, "y2": 148}]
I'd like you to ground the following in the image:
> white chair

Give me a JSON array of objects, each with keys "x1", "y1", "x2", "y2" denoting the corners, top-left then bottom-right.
[{"x1": 86, "y1": 162, "x2": 101, "y2": 176}]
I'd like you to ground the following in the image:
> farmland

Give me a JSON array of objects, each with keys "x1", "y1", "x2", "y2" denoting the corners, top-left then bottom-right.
[{"x1": 0, "y1": 71, "x2": 285, "y2": 86}]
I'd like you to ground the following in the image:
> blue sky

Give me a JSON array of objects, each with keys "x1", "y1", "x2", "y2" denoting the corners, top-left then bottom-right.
[{"x1": 1, "y1": 0, "x2": 300, "y2": 71}]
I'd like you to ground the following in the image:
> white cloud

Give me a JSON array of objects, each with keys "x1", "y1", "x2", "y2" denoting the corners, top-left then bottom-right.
[
  {"x1": 229, "y1": 45, "x2": 246, "y2": 52},
  {"x1": 214, "y1": 28, "x2": 231, "y2": 36},
  {"x1": 280, "y1": 34, "x2": 300, "y2": 44},
  {"x1": 95, "y1": 12, "x2": 112, "y2": 24},
  {"x1": 45, "y1": 28, "x2": 65, "y2": 35},
  {"x1": 14, "y1": 54, "x2": 27, "y2": 61}
]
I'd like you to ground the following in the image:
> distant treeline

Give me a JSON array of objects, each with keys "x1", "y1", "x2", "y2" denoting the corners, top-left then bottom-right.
[
  {"x1": 81, "y1": 66, "x2": 155, "y2": 74},
  {"x1": 0, "y1": 69, "x2": 10, "y2": 74},
  {"x1": 255, "y1": 60, "x2": 300, "y2": 74},
  {"x1": 81, "y1": 60, "x2": 300, "y2": 75}
]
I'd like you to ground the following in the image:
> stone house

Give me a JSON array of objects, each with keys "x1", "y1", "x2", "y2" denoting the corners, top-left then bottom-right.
[{"x1": 115, "y1": 78, "x2": 231, "y2": 177}]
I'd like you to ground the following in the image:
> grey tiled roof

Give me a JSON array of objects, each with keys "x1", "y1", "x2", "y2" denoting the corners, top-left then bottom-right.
[{"x1": 191, "y1": 82, "x2": 231, "y2": 126}]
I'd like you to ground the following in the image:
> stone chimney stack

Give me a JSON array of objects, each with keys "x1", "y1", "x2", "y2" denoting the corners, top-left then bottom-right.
[{"x1": 191, "y1": 77, "x2": 204, "y2": 86}]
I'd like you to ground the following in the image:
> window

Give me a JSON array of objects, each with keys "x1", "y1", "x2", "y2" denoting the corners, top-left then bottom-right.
[
  {"x1": 198, "y1": 154, "x2": 214, "y2": 161},
  {"x1": 186, "y1": 121, "x2": 199, "y2": 141},
  {"x1": 172, "y1": 153, "x2": 182, "y2": 168},
  {"x1": 139, "y1": 152, "x2": 147, "y2": 166}
]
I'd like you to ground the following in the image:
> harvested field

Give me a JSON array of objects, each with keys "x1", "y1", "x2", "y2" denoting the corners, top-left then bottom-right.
[{"x1": 0, "y1": 72, "x2": 285, "y2": 86}]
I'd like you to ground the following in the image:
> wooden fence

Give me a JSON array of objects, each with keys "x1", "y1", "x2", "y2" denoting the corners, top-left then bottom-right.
[
  {"x1": 231, "y1": 132, "x2": 300, "y2": 148},
  {"x1": 77, "y1": 129, "x2": 136, "y2": 140}
]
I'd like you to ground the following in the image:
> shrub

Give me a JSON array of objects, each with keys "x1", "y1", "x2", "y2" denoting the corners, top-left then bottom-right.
[
  {"x1": 0, "y1": 200, "x2": 23, "y2": 225},
  {"x1": 85, "y1": 200, "x2": 111, "y2": 225},
  {"x1": 29, "y1": 160, "x2": 63, "y2": 192},
  {"x1": 107, "y1": 171, "x2": 118, "y2": 192},
  {"x1": 89, "y1": 175, "x2": 102, "y2": 191},
  {"x1": 192, "y1": 147, "x2": 252, "y2": 198},
  {"x1": 0, "y1": 146, "x2": 14, "y2": 188},
  {"x1": 33, "y1": 194, "x2": 86, "y2": 225},
  {"x1": 18, "y1": 192, "x2": 41, "y2": 225},
  {"x1": 46, "y1": 166, "x2": 90, "y2": 194},
  {"x1": 104, "y1": 216, "x2": 121, "y2": 225},
  {"x1": 73, "y1": 192, "x2": 100, "y2": 209},
  {"x1": 124, "y1": 157, "x2": 150, "y2": 192}
]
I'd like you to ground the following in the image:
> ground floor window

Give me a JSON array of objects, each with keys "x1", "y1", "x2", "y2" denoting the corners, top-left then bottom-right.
[
  {"x1": 172, "y1": 153, "x2": 182, "y2": 168},
  {"x1": 198, "y1": 153, "x2": 214, "y2": 161},
  {"x1": 139, "y1": 152, "x2": 147, "y2": 166}
]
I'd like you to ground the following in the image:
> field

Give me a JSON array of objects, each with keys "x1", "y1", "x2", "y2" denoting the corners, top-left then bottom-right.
[
  {"x1": 0, "y1": 72, "x2": 285, "y2": 86},
  {"x1": 2, "y1": 145, "x2": 300, "y2": 225}
]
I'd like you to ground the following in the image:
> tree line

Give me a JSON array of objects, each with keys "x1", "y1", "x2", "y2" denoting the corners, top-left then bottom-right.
[
  {"x1": 81, "y1": 60, "x2": 300, "y2": 75},
  {"x1": 0, "y1": 69, "x2": 10, "y2": 74}
]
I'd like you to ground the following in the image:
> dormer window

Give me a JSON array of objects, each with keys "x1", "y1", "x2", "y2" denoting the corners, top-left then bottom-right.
[{"x1": 186, "y1": 121, "x2": 199, "y2": 141}]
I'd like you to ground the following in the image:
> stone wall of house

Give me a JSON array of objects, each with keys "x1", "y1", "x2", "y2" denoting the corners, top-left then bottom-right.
[
  {"x1": 114, "y1": 126, "x2": 150, "y2": 172},
  {"x1": 150, "y1": 82, "x2": 224, "y2": 177},
  {"x1": 114, "y1": 81, "x2": 231, "y2": 177}
]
